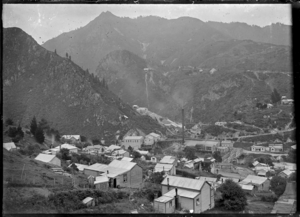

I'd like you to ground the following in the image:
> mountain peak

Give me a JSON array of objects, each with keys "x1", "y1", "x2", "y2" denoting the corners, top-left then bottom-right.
[{"x1": 99, "y1": 11, "x2": 117, "y2": 18}]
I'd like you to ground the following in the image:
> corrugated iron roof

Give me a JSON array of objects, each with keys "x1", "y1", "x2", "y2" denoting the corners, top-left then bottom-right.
[
  {"x1": 82, "y1": 197, "x2": 93, "y2": 204},
  {"x1": 121, "y1": 157, "x2": 133, "y2": 162},
  {"x1": 3, "y1": 142, "x2": 16, "y2": 151},
  {"x1": 161, "y1": 175, "x2": 205, "y2": 191},
  {"x1": 160, "y1": 156, "x2": 176, "y2": 164},
  {"x1": 164, "y1": 188, "x2": 200, "y2": 199},
  {"x1": 149, "y1": 133, "x2": 161, "y2": 138},
  {"x1": 239, "y1": 175, "x2": 267, "y2": 185},
  {"x1": 154, "y1": 163, "x2": 174, "y2": 172},
  {"x1": 280, "y1": 170, "x2": 295, "y2": 176},
  {"x1": 52, "y1": 143, "x2": 78, "y2": 150},
  {"x1": 35, "y1": 154, "x2": 57, "y2": 163},
  {"x1": 94, "y1": 176, "x2": 109, "y2": 184},
  {"x1": 137, "y1": 150, "x2": 149, "y2": 155},
  {"x1": 109, "y1": 160, "x2": 137, "y2": 170},
  {"x1": 154, "y1": 195, "x2": 174, "y2": 203}
]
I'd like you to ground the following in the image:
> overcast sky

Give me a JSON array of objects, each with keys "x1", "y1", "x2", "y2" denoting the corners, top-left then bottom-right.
[{"x1": 3, "y1": 4, "x2": 291, "y2": 45}]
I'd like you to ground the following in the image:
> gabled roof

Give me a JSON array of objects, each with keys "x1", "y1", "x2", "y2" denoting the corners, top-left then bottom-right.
[
  {"x1": 84, "y1": 145, "x2": 103, "y2": 150},
  {"x1": 161, "y1": 175, "x2": 206, "y2": 191},
  {"x1": 109, "y1": 160, "x2": 137, "y2": 170},
  {"x1": 62, "y1": 135, "x2": 81, "y2": 140},
  {"x1": 3, "y1": 142, "x2": 16, "y2": 151},
  {"x1": 149, "y1": 133, "x2": 161, "y2": 138},
  {"x1": 160, "y1": 156, "x2": 176, "y2": 164},
  {"x1": 239, "y1": 175, "x2": 268, "y2": 185},
  {"x1": 121, "y1": 157, "x2": 133, "y2": 162},
  {"x1": 82, "y1": 197, "x2": 93, "y2": 204},
  {"x1": 113, "y1": 149, "x2": 128, "y2": 155},
  {"x1": 280, "y1": 169, "x2": 294, "y2": 176},
  {"x1": 85, "y1": 163, "x2": 129, "y2": 178},
  {"x1": 53, "y1": 143, "x2": 78, "y2": 150},
  {"x1": 35, "y1": 154, "x2": 57, "y2": 163},
  {"x1": 163, "y1": 188, "x2": 200, "y2": 199},
  {"x1": 154, "y1": 163, "x2": 174, "y2": 172}
]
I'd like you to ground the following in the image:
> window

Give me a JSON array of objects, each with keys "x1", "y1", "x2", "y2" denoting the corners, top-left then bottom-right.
[
  {"x1": 196, "y1": 198, "x2": 200, "y2": 206},
  {"x1": 169, "y1": 201, "x2": 172, "y2": 207},
  {"x1": 123, "y1": 174, "x2": 128, "y2": 183}
]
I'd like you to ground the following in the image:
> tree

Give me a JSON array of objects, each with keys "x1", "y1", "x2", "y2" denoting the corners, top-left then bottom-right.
[
  {"x1": 8, "y1": 127, "x2": 18, "y2": 138},
  {"x1": 54, "y1": 49, "x2": 57, "y2": 54},
  {"x1": 5, "y1": 118, "x2": 14, "y2": 126},
  {"x1": 30, "y1": 116, "x2": 38, "y2": 135},
  {"x1": 132, "y1": 151, "x2": 141, "y2": 159},
  {"x1": 184, "y1": 147, "x2": 196, "y2": 160},
  {"x1": 35, "y1": 127, "x2": 45, "y2": 144},
  {"x1": 288, "y1": 172, "x2": 296, "y2": 182},
  {"x1": 270, "y1": 176, "x2": 287, "y2": 197},
  {"x1": 17, "y1": 124, "x2": 24, "y2": 138},
  {"x1": 60, "y1": 148, "x2": 71, "y2": 161},
  {"x1": 69, "y1": 55, "x2": 71, "y2": 60},
  {"x1": 128, "y1": 146, "x2": 133, "y2": 153},
  {"x1": 38, "y1": 118, "x2": 49, "y2": 131},
  {"x1": 149, "y1": 172, "x2": 165, "y2": 184},
  {"x1": 217, "y1": 179, "x2": 247, "y2": 211},
  {"x1": 66, "y1": 52, "x2": 68, "y2": 58},
  {"x1": 213, "y1": 151, "x2": 222, "y2": 162},
  {"x1": 271, "y1": 88, "x2": 281, "y2": 104}
]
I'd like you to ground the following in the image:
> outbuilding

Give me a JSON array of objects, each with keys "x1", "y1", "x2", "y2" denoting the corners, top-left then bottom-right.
[
  {"x1": 154, "y1": 195, "x2": 175, "y2": 213},
  {"x1": 82, "y1": 197, "x2": 95, "y2": 207},
  {"x1": 35, "y1": 154, "x2": 61, "y2": 167},
  {"x1": 3, "y1": 142, "x2": 17, "y2": 151},
  {"x1": 94, "y1": 176, "x2": 109, "y2": 190}
]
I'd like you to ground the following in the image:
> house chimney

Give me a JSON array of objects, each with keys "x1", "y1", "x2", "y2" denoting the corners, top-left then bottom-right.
[
  {"x1": 175, "y1": 188, "x2": 178, "y2": 209},
  {"x1": 167, "y1": 178, "x2": 169, "y2": 190},
  {"x1": 107, "y1": 170, "x2": 109, "y2": 174},
  {"x1": 182, "y1": 108, "x2": 185, "y2": 145}
]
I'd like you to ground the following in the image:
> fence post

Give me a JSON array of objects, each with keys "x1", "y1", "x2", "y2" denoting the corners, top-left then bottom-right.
[{"x1": 54, "y1": 178, "x2": 55, "y2": 185}]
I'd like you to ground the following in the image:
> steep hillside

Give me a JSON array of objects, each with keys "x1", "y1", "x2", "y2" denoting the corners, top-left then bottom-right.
[
  {"x1": 3, "y1": 27, "x2": 165, "y2": 140},
  {"x1": 207, "y1": 22, "x2": 291, "y2": 47},
  {"x1": 42, "y1": 11, "x2": 230, "y2": 73},
  {"x1": 95, "y1": 49, "x2": 177, "y2": 116}
]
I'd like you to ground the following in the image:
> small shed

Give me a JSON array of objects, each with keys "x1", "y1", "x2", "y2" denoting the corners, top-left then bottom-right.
[
  {"x1": 82, "y1": 197, "x2": 95, "y2": 207},
  {"x1": 35, "y1": 154, "x2": 61, "y2": 167},
  {"x1": 94, "y1": 176, "x2": 109, "y2": 190},
  {"x1": 278, "y1": 170, "x2": 294, "y2": 179},
  {"x1": 151, "y1": 156, "x2": 157, "y2": 163},
  {"x1": 239, "y1": 184, "x2": 254, "y2": 195},
  {"x1": 3, "y1": 142, "x2": 17, "y2": 151},
  {"x1": 154, "y1": 195, "x2": 175, "y2": 213}
]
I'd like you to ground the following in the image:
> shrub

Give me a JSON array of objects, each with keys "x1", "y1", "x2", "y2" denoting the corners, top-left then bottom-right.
[
  {"x1": 270, "y1": 176, "x2": 287, "y2": 197},
  {"x1": 217, "y1": 180, "x2": 247, "y2": 211},
  {"x1": 261, "y1": 195, "x2": 278, "y2": 202}
]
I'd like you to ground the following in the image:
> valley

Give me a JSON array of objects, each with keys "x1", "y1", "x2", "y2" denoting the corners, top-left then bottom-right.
[{"x1": 3, "y1": 8, "x2": 295, "y2": 215}]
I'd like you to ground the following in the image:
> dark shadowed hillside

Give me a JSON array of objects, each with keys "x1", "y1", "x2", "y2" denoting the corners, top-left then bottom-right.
[{"x1": 3, "y1": 27, "x2": 165, "y2": 140}]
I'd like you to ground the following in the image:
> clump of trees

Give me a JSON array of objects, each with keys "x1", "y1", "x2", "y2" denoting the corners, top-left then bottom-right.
[
  {"x1": 148, "y1": 171, "x2": 165, "y2": 184},
  {"x1": 271, "y1": 88, "x2": 281, "y2": 104},
  {"x1": 216, "y1": 179, "x2": 247, "y2": 211},
  {"x1": 30, "y1": 117, "x2": 60, "y2": 144},
  {"x1": 7, "y1": 123, "x2": 24, "y2": 143},
  {"x1": 270, "y1": 176, "x2": 287, "y2": 197},
  {"x1": 213, "y1": 151, "x2": 222, "y2": 162}
]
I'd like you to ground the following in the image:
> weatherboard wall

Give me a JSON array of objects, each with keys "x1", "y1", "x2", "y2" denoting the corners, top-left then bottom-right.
[{"x1": 115, "y1": 164, "x2": 143, "y2": 188}]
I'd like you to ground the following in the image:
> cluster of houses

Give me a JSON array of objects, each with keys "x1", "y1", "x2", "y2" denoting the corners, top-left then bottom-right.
[
  {"x1": 251, "y1": 143, "x2": 283, "y2": 153},
  {"x1": 195, "y1": 140, "x2": 234, "y2": 153}
]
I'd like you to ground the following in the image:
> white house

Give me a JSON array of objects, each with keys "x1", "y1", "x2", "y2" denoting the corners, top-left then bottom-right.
[
  {"x1": 144, "y1": 135, "x2": 155, "y2": 146},
  {"x1": 156, "y1": 175, "x2": 215, "y2": 213},
  {"x1": 3, "y1": 142, "x2": 17, "y2": 151},
  {"x1": 62, "y1": 135, "x2": 81, "y2": 141},
  {"x1": 122, "y1": 136, "x2": 144, "y2": 150},
  {"x1": 239, "y1": 175, "x2": 270, "y2": 191},
  {"x1": 154, "y1": 163, "x2": 176, "y2": 175},
  {"x1": 50, "y1": 143, "x2": 79, "y2": 154},
  {"x1": 251, "y1": 145, "x2": 266, "y2": 152},
  {"x1": 35, "y1": 154, "x2": 61, "y2": 166}
]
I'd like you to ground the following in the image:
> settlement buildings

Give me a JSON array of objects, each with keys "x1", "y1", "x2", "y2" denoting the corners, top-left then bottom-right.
[
  {"x1": 3, "y1": 142, "x2": 17, "y2": 151},
  {"x1": 84, "y1": 159, "x2": 143, "y2": 188},
  {"x1": 122, "y1": 136, "x2": 144, "y2": 150},
  {"x1": 154, "y1": 175, "x2": 214, "y2": 213},
  {"x1": 35, "y1": 153, "x2": 61, "y2": 166}
]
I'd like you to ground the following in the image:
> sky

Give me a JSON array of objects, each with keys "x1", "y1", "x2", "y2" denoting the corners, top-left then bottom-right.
[{"x1": 3, "y1": 4, "x2": 291, "y2": 45}]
